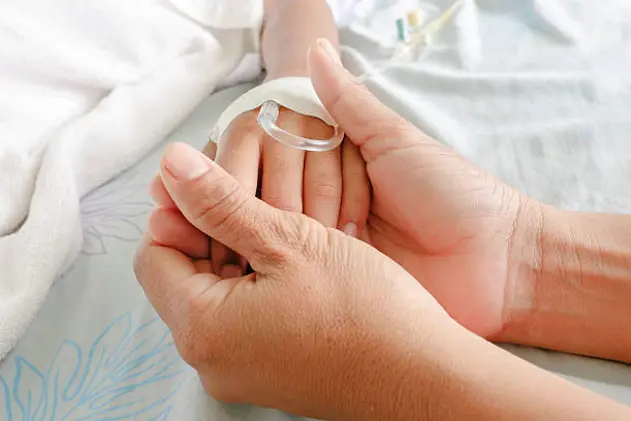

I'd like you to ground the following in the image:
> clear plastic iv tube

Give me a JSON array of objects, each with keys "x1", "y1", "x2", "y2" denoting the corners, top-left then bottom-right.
[
  {"x1": 257, "y1": 101, "x2": 344, "y2": 152},
  {"x1": 356, "y1": 0, "x2": 464, "y2": 83}
]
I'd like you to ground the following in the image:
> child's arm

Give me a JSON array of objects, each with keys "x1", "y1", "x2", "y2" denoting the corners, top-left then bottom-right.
[
  {"x1": 261, "y1": 0, "x2": 339, "y2": 79},
  {"x1": 204, "y1": 1, "x2": 370, "y2": 276}
]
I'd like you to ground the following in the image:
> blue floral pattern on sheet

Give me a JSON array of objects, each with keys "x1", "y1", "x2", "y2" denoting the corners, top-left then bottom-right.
[
  {"x1": 80, "y1": 171, "x2": 153, "y2": 255},
  {"x1": 0, "y1": 313, "x2": 187, "y2": 421}
]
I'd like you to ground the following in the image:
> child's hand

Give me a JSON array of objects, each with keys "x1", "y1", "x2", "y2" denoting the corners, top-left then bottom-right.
[
  {"x1": 150, "y1": 107, "x2": 370, "y2": 277},
  {"x1": 210, "y1": 107, "x2": 370, "y2": 275}
]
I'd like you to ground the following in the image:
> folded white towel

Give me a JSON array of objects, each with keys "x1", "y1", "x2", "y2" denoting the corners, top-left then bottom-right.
[{"x1": 0, "y1": 0, "x2": 263, "y2": 360}]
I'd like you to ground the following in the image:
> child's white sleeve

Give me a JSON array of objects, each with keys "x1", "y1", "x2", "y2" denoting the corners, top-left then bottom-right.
[
  {"x1": 165, "y1": 0, "x2": 264, "y2": 52},
  {"x1": 325, "y1": 0, "x2": 358, "y2": 25}
]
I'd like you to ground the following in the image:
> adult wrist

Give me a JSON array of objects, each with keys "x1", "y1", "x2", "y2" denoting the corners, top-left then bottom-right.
[
  {"x1": 497, "y1": 205, "x2": 631, "y2": 362},
  {"x1": 327, "y1": 314, "x2": 461, "y2": 421},
  {"x1": 493, "y1": 197, "x2": 545, "y2": 344},
  {"x1": 336, "y1": 314, "x2": 629, "y2": 421}
]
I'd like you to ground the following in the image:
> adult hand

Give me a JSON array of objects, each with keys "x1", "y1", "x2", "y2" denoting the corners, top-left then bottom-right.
[
  {"x1": 135, "y1": 142, "x2": 450, "y2": 420},
  {"x1": 137, "y1": 143, "x2": 631, "y2": 421},
  {"x1": 309, "y1": 39, "x2": 543, "y2": 338}
]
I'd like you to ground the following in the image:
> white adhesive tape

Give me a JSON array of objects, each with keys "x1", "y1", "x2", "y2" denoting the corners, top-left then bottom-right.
[{"x1": 210, "y1": 77, "x2": 338, "y2": 144}]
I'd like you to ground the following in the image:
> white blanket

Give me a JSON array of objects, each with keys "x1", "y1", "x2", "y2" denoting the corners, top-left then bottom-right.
[
  {"x1": 2, "y1": 0, "x2": 631, "y2": 375},
  {"x1": 1, "y1": 1, "x2": 631, "y2": 416},
  {"x1": 339, "y1": 0, "x2": 631, "y2": 214},
  {"x1": 0, "y1": 0, "x2": 263, "y2": 360}
]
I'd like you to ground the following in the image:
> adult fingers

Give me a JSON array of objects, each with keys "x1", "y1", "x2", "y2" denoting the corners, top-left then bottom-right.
[
  {"x1": 149, "y1": 141, "x2": 218, "y2": 209},
  {"x1": 338, "y1": 139, "x2": 371, "y2": 237},
  {"x1": 309, "y1": 39, "x2": 431, "y2": 161},
  {"x1": 159, "y1": 142, "x2": 300, "y2": 269},
  {"x1": 134, "y1": 236, "x2": 221, "y2": 331}
]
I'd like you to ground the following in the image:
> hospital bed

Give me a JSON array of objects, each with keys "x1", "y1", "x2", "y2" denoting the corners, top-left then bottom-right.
[{"x1": 2, "y1": 0, "x2": 631, "y2": 419}]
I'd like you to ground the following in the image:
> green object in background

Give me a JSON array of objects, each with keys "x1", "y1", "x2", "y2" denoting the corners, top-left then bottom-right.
[{"x1": 395, "y1": 17, "x2": 407, "y2": 41}]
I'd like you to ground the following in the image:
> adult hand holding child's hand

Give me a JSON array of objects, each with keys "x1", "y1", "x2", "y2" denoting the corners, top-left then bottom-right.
[
  {"x1": 204, "y1": 104, "x2": 369, "y2": 277},
  {"x1": 135, "y1": 139, "x2": 452, "y2": 420},
  {"x1": 146, "y1": 37, "x2": 542, "y2": 347},
  {"x1": 309, "y1": 40, "x2": 540, "y2": 339},
  {"x1": 134, "y1": 40, "x2": 631, "y2": 421}
]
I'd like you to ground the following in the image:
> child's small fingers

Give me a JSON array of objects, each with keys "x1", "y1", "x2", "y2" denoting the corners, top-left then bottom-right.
[
  {"x1": 211, "y1": 240, "x2": 248, "y2": 278},
  {"x1": 339, "y1": 138, "x2": 371, "y2": 238},
  {"x1": 304, "y1": 147, "x2": 342, "y2": 228},
  {"x1": 148, "y1": 207, "x2": 210, "y2": 259},
  {"x1": 150, "y1": 174, "x2": 177, "y2": 208},
  {"x1": 193, "y1": 259, "x2": 214, "y2": 274},
  {"x1": 211, "y1": 113, "x2": 261, "y2": 276}
]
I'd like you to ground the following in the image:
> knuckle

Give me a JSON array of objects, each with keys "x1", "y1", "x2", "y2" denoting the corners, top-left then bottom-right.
[
  {"x1": 174, "y1": 319, "x2": 216, "y2": 368},
  {"x1": 248, "y1": 213, "x2": 307, "y2": 267},
  {"x1": 345, "y1": 193, "x2": 369, "y2": 213},
  {"x1": 347, "y1": 166, "x2": 368, "y2": 179},
  {"x1": 285, "y1": 214, "x2": 324, "y2": 259},
  {"x1": 309, "y1": 181, "x2": 341, "y2": 203},
  {"x1": 174, "y1": 337, "x2": 202, "y2": 367},
  {"x1": 219, "y1": 111, "x2": 262, "y2": 150},
  {"x1": 390, "y1": 121, "x2": 413, "y2": 138},
  {"x1": 249, "y1": 243, "x2": 291, "y2": 269},
  {"x1": 250, "y1": 234, "x2": 294, "y2": 268},
  {"x1": 225, "y1": 111, "x2": 260, "y2": 137},
  {"x1": 299, "y1": 117, "x2": 333, "y2": 138},
  {"x1": 326, "y1": 78, "x2": 367, "y2": 114},
  {"x1": 342, "y1": 152, "x2": 367, "y2": 177},
  {"x1": 191, "y1": 181, "x2": 247, "y2": 231},
  {"x1": 198, "y1": 194, "x2": 290, "y2": 267},
  {"x1": 264, "y1": 194, "x2": 302, "y2": 213},
  {"x1": 342, "y1": 177, "x2": 371, "y2": 205},
  {"x1": 173, "y1": 327, "x2": 205, "y2": 367},
  {"x1": 220, "y1": 205, "x2": 269, "y2": 251}
]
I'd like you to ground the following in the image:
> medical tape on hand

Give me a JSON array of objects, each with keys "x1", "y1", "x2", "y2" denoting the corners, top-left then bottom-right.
[{"x1": 209, "y1": 77, "x2": 343, "y2": 152}]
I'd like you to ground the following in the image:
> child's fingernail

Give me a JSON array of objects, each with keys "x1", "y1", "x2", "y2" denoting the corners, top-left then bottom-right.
[
  {"x1": 317, "y1": 38, "x2": 342, "y2": 65},
  {"x1": 220, "y1": 264, "x2": 243, "y2": 278},
  {"x1": 163, "y1": 143, "x2": 211, "y2": 181},
  {"x1": 343, "y1": 222, "x2": 358, "y2": 238}
]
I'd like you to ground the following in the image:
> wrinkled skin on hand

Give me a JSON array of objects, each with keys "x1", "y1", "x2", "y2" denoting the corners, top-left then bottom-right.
[{"x1": 135, "y1": 142, "x2": 448, "y2": 419}]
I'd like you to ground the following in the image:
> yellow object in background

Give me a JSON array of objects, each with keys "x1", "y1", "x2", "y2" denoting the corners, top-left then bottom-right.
[{"x1": 406, "y1": 9, "x2": 424, "y2": 29}]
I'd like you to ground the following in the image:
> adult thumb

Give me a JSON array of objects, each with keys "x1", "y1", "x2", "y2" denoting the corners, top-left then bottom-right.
[
  {"x1": 309, "y1": 39, "x2": 424, "y2": 159},
  {"x1": 159, "y1": 142, "x2": 284, "y2": 268}
]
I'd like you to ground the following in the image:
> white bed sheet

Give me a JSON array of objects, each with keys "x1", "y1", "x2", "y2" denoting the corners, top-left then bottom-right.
[{"x1": 2, "y1": 0, "x2": 631, "y2": 419}]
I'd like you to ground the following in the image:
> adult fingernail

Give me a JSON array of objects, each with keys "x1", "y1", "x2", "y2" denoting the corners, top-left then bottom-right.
[
  {"x1": 163, "y1": 143, "x2": 211, "y2": 181},
  {"x1": 343, "y1": 222, "x2": 358, "y2": 238},
  {"x1": 220, "y1": 264, "x2": 243, "y2": 278},
  {"x1": 317, "y1": 38, "x2": 342, "y2": 65}
]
